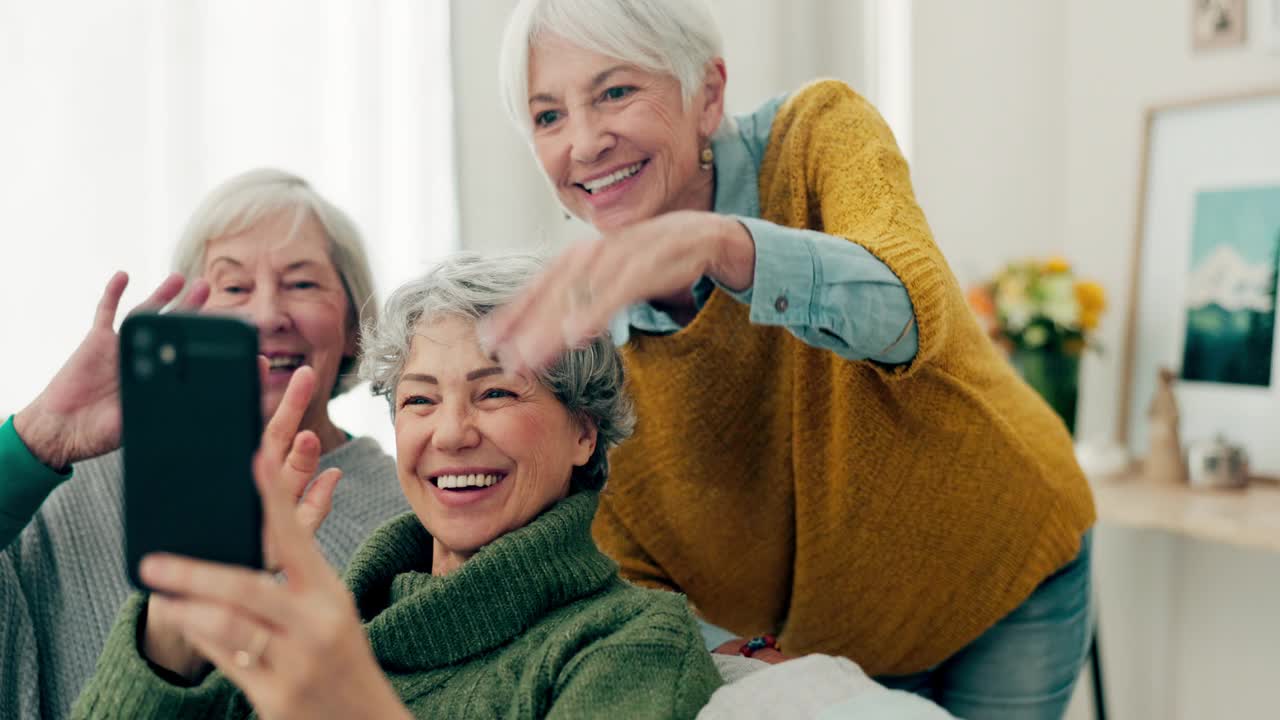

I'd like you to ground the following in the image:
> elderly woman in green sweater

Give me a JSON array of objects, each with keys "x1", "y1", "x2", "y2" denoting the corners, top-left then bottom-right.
[
  {"x1": 73, "y1": 253, "x2": 721, "y2": 720},
  {"x1": 479, "y1": 1, "x2": 1096, "y2": 719}
]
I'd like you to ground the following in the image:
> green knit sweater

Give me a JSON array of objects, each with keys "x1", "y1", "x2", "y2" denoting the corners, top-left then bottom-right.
[{"x1": 72, "y1": 492, "x2": 721, "y2": 719}]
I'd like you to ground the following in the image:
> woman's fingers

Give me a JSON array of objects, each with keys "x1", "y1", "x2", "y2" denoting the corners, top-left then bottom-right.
[
  {"x1": 479, "y1": 243, "x2": 592, "y2": 363},
  {"x1": 261, "y1": 366, "x2": 317, "y2": 464},
  {"x1": 296, "y1": 468, "x2": 342, "y2": 537},
  {"x1": 92, "y1": 271, "x2": 130, "y2": 331},
  {"x1": 255, "y1": 449, "x2": 328, "y2": 588},
  {"x1": 135, "y1": 272, "x2": 188, "y2": 313},
  {"x1": 174, "y1": 599, "x2": 291, "y2": 702},
  {"x1": 560, "y1": 251, "x2": 636, "y2": 353},
  {"x1": 484, "y1": 242, "x2": 614, "y2": 373},
  {"x1": 479, "y1": 253, "x2": 565, "y2": 348},
  {"x1": 177, "y1": 277, "x2": 211, "y2": 312},
  {"x1": 183, "y1": 623, "x2": 270, "y2": 685},
  {"x1": 260, "y1": 429, "x2": 322, "y2": 571},
  {"x1": 282, "y1": 430, "x2": 323, "y2": 501},
  {"x1": 92, "y1": 273, "x2": 207, "y2": 335},
  {"x1": 141, "y1": 553, "x2": 296, "y2": 629},
  {"x1": 168, "y1": 596, "x2": 274, "y2": 659},
  {"x1": 531, "y1": 244, "x2": 618, "y2": 369}
]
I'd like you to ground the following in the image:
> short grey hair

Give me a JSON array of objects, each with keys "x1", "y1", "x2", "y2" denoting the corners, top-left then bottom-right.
[
  {"x1": 359, "y1": 252, "x2": 635, "y2": 492},
  {"x1": 171, "y1": 168, "x2": 377, "y2": 397},
  {"x1": 499, "y1": 0, "x2": 723, "y2": 136}
]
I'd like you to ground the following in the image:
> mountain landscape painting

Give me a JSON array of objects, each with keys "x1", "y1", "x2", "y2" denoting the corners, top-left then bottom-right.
[{"x1": 1181, "y1": 185, "x2": 1280, "y2": 387}]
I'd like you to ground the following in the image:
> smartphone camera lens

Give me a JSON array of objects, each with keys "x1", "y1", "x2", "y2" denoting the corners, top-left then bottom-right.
[
  {"x1": 158, "y1": 343, "x2": 177, "y2": 365},
  {"x1": 134, "y1": 356, "x2": 154, "y2": 379},
  {"x1": 132, "y1": 327, "x2": 153, "y2": 350}
]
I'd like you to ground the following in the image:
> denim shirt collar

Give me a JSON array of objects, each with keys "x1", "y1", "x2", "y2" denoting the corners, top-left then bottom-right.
[{"x1": 615, "y1": 94, "x2": 787, "y2": 339}]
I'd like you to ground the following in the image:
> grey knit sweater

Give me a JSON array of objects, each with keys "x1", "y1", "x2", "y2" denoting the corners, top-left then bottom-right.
[{"x1": 0, "y1": 433, "x2": 408, "y2": 720}]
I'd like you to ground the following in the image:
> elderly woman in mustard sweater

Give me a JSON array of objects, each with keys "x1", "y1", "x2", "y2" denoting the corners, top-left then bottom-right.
[
  {"x1": 478, "y1": 1, "x2": 1096, "y2": 718},
  {"x1": 72, "y1": 254, "x2": 721, "y2": 719}
]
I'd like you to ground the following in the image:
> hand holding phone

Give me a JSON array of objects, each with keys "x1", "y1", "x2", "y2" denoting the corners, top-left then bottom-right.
[{"x1": 137, "y1": 364, "x2": 344, "y2": 681}]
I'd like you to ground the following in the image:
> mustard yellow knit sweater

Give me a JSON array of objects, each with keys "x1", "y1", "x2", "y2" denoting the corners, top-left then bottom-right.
[{"x1": 593, "y1": 80, "x2": 1096, "y2": 676}]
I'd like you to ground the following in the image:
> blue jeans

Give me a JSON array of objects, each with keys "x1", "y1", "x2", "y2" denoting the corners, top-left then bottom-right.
[{"x1": 876, "y1": 531, "x2": 1094, "y2": 720}]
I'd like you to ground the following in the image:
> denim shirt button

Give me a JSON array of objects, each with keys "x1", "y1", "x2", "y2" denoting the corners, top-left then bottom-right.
[{"x1": 774, "y1": 295, "x2": 789, "y2": 313}]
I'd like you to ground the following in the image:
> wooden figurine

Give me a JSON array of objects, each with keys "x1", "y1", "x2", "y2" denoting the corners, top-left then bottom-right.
[{"x1": 1143, "y1": 367, "x2": 1187, "y2": 485}]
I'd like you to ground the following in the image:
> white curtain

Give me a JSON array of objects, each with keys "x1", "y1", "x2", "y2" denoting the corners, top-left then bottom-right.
[{"x1": 0, "y1": 0, "x2": 456, "y2": 448}]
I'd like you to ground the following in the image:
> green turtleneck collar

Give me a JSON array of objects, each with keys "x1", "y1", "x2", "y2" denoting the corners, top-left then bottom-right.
[{"x1": 342, "y1": 491, "x2": 619, "y2": 672}]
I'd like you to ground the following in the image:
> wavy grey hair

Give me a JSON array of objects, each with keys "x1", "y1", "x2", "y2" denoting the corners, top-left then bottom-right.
[
  {"x1": 499, "y1": 0, "x2": 724, "y2": 137},
  {"x1": 171, "y1": 168, "x2": 377, "y2": 397},
  {"x1": 359, "y1": 252, "x2": 635, "y2": 492}
]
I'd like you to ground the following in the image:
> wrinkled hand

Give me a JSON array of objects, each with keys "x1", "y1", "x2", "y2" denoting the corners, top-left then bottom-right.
[
  {"x1": 13, "y1": 272, "x2": 209, "y2": 469},
  {"x1": 139, "y1": 371, "x2": 401, "y2": 719},
  {"x1": 713, "y1": 637, "x2": 795, "y2": 665},
  {"x1": 142, "y1": 366, "x2": 344, "y2": 682},
  {"x1": 477, "y1": 211, "x2": 754, "y2": 373},
  {"x1": 256, "y1": 363, "x2": 343, "y2": 570}
]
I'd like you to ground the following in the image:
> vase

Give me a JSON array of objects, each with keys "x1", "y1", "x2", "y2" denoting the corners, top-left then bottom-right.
[{"x1": 1010, "y1": 348, "x2": 1080, "y2": 436}]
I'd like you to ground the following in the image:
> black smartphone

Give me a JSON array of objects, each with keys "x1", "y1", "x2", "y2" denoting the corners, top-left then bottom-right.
[{"x1": 119, "y1": 312, "x2": 263, "y2": 590}]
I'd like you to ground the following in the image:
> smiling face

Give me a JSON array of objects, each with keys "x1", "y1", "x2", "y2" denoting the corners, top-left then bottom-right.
[
  {"x1": 201, "y1": 209, "x2": 355, "y2": 432},
  {"x1": 393, "y1": 314, "x2": 597, "y2": 574},
  {"x1": 526, "y1": 35, "x2": 725, "y2": 232}
]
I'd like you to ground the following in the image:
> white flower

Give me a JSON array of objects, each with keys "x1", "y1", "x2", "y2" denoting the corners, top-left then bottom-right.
[
  {"x1": 1039, "y1": 274, "x2": 1079, "y2": 327},
  {"x1": 1043, "y1": 298, "x2": 1079, "y2": 327},
  {"x1": 1024, "y1": 325, "x2": 1049, "y2": 348},
  {"x1": 1003, "y1": 305, "x2": 1033, "y2": 333},
  {"x1": 996, "y1": 277, "x2": 1032, "y2": 332},
  {"x1": 1041, "y1": 274, "x2": 1075, "y2": 302}
]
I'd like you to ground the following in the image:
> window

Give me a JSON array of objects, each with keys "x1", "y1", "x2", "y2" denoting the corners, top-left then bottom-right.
[{"x1": 0, "y1": 1, "x2": 455, "y2": 448}]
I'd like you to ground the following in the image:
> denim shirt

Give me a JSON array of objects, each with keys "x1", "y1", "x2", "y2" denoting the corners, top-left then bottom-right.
[{"x1": 611, "y1": 94, "x2": 918, "y2": 364}]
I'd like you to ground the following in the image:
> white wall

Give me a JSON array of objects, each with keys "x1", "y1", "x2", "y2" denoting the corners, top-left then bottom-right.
[
  {"x1": 910, "y1": 0, "x2": 1068, "y2": 286},
  {"x1": 911, "y1": 1, "x2": 1280, "y2": 718},
  {"x1": 450, "y1": 0, "x2": 565, "y2": 255}
]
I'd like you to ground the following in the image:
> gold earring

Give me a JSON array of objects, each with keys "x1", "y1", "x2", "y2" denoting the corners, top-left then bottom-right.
[{"x1": 700, "y1": 146, "x2": 714, "y2": 171}]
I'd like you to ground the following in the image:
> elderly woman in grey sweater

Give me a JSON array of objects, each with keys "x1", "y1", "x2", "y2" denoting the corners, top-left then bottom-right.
[
  {"x1": 72, "y1": 253, "x2": 721, "y2": 719},
  {"x1": 0, "y1": 169, "x2": 408, "y2": 719}
]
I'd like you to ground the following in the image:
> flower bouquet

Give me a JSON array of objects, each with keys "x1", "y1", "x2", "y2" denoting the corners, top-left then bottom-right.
[{"x1": 967, "y1": 257, "x2": 1107, "y2": 434}]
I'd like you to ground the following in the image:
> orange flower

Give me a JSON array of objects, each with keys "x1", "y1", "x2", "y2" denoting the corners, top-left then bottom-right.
[
  {"x1": 1074, "y1": 281, "x2": 1106, "y2": 315},
  {"x1": 1043, "y1": 257, "x2": 1071, "y2": 274},
  {"x1": 966, "y1": 285, "x2": 995, "y2": 318}
]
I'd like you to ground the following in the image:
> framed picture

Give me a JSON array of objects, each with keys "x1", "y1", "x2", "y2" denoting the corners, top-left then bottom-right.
[
  {"x1": 1193, "y1": 0, "x2": 1247, "y2": 50},
  {"x1": 1119, "y1": 89, "x2": 1280, "y2": 474}
]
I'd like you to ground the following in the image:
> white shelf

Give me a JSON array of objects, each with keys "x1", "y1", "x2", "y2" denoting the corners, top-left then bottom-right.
[{"x1": 1090, "y1": 468, "x2": 1280, "y2": 554}]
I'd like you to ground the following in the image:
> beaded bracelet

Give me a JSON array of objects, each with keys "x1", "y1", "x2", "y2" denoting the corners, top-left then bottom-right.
[{"x1": 738, "y1": 635, "x2": 779, "y2": 658}]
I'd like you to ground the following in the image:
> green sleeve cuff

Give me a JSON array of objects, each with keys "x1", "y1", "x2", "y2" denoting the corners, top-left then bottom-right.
[{"x1": 0, "y1": 415, "x2": 72, "y2": 546}]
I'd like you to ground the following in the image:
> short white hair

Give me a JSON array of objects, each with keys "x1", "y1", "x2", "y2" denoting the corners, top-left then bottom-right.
[
  {"x1": 171, "y1": 168, "x2": 378, "y2": 397},
  {"x1": 360, "y1": 252, "x2": 635, "y2": 492},
  {"x1": 499, "y1": 0, "x2": 723, "y2": 136}
]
